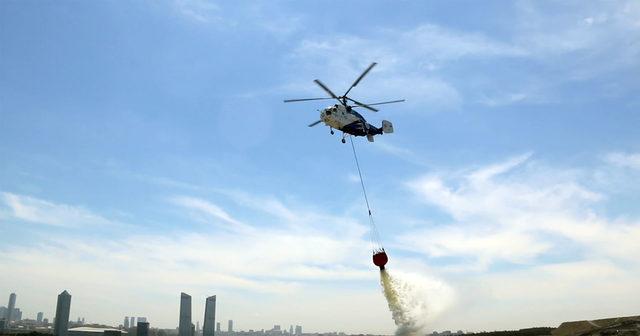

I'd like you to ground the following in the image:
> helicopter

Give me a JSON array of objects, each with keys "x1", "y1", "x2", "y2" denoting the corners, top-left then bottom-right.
[{"x1": 284, "y1": 62, "x2": 405, "y2": 143}]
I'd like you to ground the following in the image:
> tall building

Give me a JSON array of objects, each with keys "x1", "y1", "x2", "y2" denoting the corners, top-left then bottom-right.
[
  {"x1": 137, "y1": 321, "x2": 150, "y2": 336},
  {"x1": 13, "y1": 308, "x2": 22, "y2": 322},
  {"x1": 130, "y1": 317, "x2": 136, "y2": 327},
  {"x1": 203, "y1": 296, "x2": 216, "y2": 336},
  {"x1": 289, "y1": 326, "x2": 293, "y2": 335},
  {"x1": 216, "y1": 322, "x2": 221, "y2": 332},
  {"x1": 54, "y1": 290, "x2": 71, "y2": 336},
  {"x1": 227, "y1": 320, "x2": 233, "y2": 333},
  {"x1": 138, "y1": 317, "x2": 147, "y2": 323},
  {"x1": 295, "y1": 326, "x2": 302, "y2": 335},
  {"x1": 6, "y1": 293, "x2": 16, "y2": 325},
  {"x1": 178, "y1": 293, "x2": 192, "y2": 336},
  {"x1": 124, "y1": 317, "x2": 130, "y2": 329},
  {"x1": 37, "y1": 312, "x2": 44, "y2": 323}
]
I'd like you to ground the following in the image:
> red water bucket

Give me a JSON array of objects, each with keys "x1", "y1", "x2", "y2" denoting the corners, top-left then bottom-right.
[{"x1": 372, "y1": 250, "x2": 388, "y2": 270}]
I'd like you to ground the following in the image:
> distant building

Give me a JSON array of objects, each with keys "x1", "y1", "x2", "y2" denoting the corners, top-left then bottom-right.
[
  {"x1": 216, "y1": 323, "x2": 221, "y2": 332},
  {"x1": 137, "y1": 322, "x2": 149, "y2": 336},
  {"x1": 5, "y1": 293, "x2": 16, "y2": 326},
  {"x1": 37, "y1": 312, "x2": 44, "y2": 323},
  {"x1": 289, "y1": 326, "x2": 293, "y2": 335},
  {"x1": 179, "y1": 293, "x2": 193, "y2": 336},
  {"x1": 228, "y1": 320, "x2": 233, "y2": 333},
  {"x1": 138, "y1": 317, "x2": 147, "y2": 323},
  {"x1": 294, "y1": 326, "x2": 302, "y2": 335},
  {"x1": 54, "y1": 290, "x2": 72, "y2": 336},
  {"x1": 13, "y1": 308, "x2": 22, "y2": 322},
  {"x1": 124, "y1": 317, "x2": 129, "y2": 329},
  {"x1": 44, "y1": 318, "x2": 50, "y2": 324},
  {"x1": 130, "y1": 317, "x2": 136, "y2": 328},
  {"x1": 203, "y1": 296, "x2": 216, "y2": 336}
]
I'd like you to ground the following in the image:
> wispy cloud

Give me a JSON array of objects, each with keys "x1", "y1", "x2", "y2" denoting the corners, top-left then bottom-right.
[
  {"x1": 1, "y1": 192, "x2": 116, "y2": 228},
  {"x1": 173, "y1": 0, "x2": 224, "y2": 24},
  {"x1": 604, "y1": 152, "x2": 640, "y2": 170},
  {"x1": 399, "y1": 153, "x2": 640, "y2": 271},
  {"x1": 285, "y1": 2, "x2": 640, "y2": 109},
  {"x1": 170, "y1": 195, "x2": 253, "y2": 232}
]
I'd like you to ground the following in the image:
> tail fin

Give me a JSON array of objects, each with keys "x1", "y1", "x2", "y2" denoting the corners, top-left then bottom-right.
[{"x1": 382, "y1": 120, "x2": 394, "y2": 134}]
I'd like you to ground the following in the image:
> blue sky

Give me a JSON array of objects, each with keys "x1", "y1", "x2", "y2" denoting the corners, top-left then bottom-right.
[{"x1": 1, "y1": 0, "x2": 639, "y2": 333}]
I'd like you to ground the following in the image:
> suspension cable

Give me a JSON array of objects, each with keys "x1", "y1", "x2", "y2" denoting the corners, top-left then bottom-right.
[{"x1": 349, "y1": 136, "x2": 383, "y2": 252}]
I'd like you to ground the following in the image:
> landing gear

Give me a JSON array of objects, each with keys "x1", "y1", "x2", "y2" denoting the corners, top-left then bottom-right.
[
  {"x1": 330, "y1": 128, "x2": 334, "y2": 135},
  {"x1": 342, "y1": 138, "x2": 346, "y2": 144}
]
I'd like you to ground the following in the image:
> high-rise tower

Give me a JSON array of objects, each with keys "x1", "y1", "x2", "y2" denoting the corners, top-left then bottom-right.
[
  {"x1": 5, "y1": 293, "x2": 16, "y2": 326},
  {"x1": 203, "y1": 296, "x2": 216, "y2": 336},
  {"x1": 54, "y1": 291, "x2": 71, "y2": 336},
  {"x1": 124, "y1": 317, "x2": 130, "y2": 329},
  {"x1": 137, "y1": 321, "x2": 150, "y2": 336},
  {"x1": 178, "y1": 293, "x2": 192, "y2": 336},
  {"x1": 227, "y1": 320, "x2": 233, "y2": 333}
]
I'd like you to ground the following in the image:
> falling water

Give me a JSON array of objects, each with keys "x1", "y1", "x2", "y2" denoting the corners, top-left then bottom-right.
[{"x1": 380, "y1": 269, "x2": 429, "y2": 336}]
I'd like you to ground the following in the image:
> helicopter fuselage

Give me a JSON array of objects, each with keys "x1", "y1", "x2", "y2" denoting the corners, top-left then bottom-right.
[{"x1": 320, "y1": 104, "x2": 382, "y2": 137}]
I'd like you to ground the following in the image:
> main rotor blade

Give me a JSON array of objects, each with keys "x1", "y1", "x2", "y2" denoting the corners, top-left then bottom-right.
[
  {"x1": 284, "y1": 98, "x2": 334, "y2": 103},
  {"x1": 346, "y1": 97, "x2": 379, "y2": 112},
  {"x1": 343, "y1": 62, "x2": 377, "y2": 97},
  {"x1": 367, "y1": 99, "x2": 406, "y2": 106},
  {"x1": 308, "y1": 120, "x2": 322, "y2": 127},
  {"x1": 313, "y1": 79, "x2": 341, "y2": 102}
]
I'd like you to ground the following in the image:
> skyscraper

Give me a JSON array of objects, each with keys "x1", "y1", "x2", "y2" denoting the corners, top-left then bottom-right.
[
  {"x1": 227, "y1": 320, "x2": 233, "y2": 333},
  {"x1": 5, "y1": 293, "x2": 16, "y2": 325},
  {"x1": 130, "y1": 317, "x2": 136, "y2": 328},
  {"x1": 137, "y1": 322, "x2": 150, "y2": 336},
  {"x1": 138, "y1": 317, "x2": 147, "y2": 323},
  {"x1": 295, "y1": 326, "x2": 302, "y2": 335},
  {"x1": 37, "y1": 312, "x2": 44, "y2": 323},
  {"x1": 216, "y1": 322, "x2": 221, "y2": 332},
  {"x1": 203, "y1": 296, "x2": 216, "y2": 336},
  {"x1": 289, "y1": 326, "x2": 293, "y2": 335},
  {"x1": 54, "y1": 290, "x2": 71, "y2": 336},
  {"x1": 13, "y1": 309, "x2": 22, "y2": 322},
  {"x1": 124, "y1": 317, "x2": 130, "y2": 329},
  {"x1": 178, "y1": 293, "x2": 192, "y2": 336}
]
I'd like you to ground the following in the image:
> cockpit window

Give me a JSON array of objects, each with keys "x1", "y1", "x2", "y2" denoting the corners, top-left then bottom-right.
[{"x1": 352, "y1": 110, "x2": 364, "y2": 119}]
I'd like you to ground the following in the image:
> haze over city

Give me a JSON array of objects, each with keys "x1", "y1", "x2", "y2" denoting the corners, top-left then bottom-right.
[{"x1": 1, "y1": 1, "x2": 639, "y2": 335}]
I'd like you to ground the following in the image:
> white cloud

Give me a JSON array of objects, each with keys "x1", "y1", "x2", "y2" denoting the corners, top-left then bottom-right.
[
  {"x1": 0, "y1": 192, "x2": 116, "y2": 228},
  {"x1": 170, "y1": 195, "x2": 253, "y2": 232},
  {"x1": 285, "y1": 2, "x2": 640, "y2": 111},
  {"x1": 173, "y1": 0, "x2": 224, "y2": 24},
  {"x1": 395, "y1": 153, "x2": 640, "y2": 329},
  {"x1": 401, "y1": 153, "x2": 640, "y2": 271},
  {"x1": 605, "y1": 152, "x2": 640, "y2": 169}
]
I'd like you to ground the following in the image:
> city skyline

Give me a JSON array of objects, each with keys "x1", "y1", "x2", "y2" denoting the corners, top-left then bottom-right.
[{"x1": 1, "y1": 0, "x2": 639, "y2": 334}]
